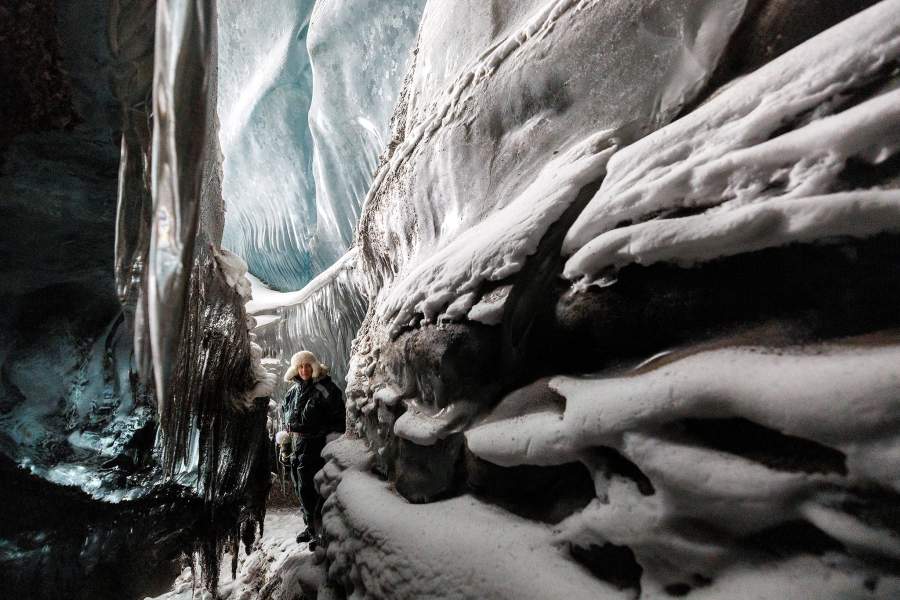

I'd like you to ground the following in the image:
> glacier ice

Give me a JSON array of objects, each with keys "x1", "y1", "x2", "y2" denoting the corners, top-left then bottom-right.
[
  {"x1": 307, "y1": 0, "x2": 427, "y2": 260},
  {"x1": 216, "y1": 0, "x2": 425, "y2": 291},
  {"x1": 148, "y1": 0, "x2": 217, "y2": 414},
  {"x1": 217, "y1": 0, "x2": 319, "y2": 291},
  {"x1": 8, "y1": 0, "x2": 900, "y2": 598},
  {"x1": 1, "y1": 0, "x2": 269, "y2": 596}
]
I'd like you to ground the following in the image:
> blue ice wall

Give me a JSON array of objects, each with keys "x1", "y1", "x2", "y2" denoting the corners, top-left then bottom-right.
[
  {"x1": 217, "y1": 0, "x2": 319, "y2": 291},
  {"x1": 216, "y1": 0, "x2": 426, "y2": 291}
]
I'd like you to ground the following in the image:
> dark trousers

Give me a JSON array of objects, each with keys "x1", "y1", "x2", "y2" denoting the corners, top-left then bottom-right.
[{"x1": 291, "y1": 436, "x2": 326, "y2": 535}]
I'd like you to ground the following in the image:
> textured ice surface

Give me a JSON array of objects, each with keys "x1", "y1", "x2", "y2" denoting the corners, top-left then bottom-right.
[
  {"x1": 357, "y1": 0, "x2": 747, "y2": 329},
  {"x1": 319, "y1": 439, "x2": 618, "y2": 600},
  {"x1": 307, "y1": 0, "x2": 426, "y2": 265},
  {"x1": 467, "y1": 340, "x2": 900, "y2": 589},
  {"x1": 566, "y1": 189, "x2": 900, "y2": 279},
  {"x1": 250, "y1": 250, "x2": 367, "y2": 394},
  {"x1": 564, "y1": 1, "x2": 900, "y2": 284},
  {"x1": 216, "y1": 0, "x2": 424, "y2": 291},
  {"x1": 217, "y1": 0, "x2": 319, "y2": 291},
  {"x1": 147, "y1": 510, "x2": 322, "y2": 600}
]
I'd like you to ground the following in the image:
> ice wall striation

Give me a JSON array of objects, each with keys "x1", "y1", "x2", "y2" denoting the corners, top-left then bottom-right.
[
  {"x1": 217, "y1": 0, "x2": 318, "y2": 291},
  {"x1": 215, "y1": 0, "x2": 424, "y2": 292},
  {"x1": 316, "y1": 1, "x2": 900, "y2": 598},
  {"x1": 307, "y1": 0, "x2": 427, "y2": 264}
]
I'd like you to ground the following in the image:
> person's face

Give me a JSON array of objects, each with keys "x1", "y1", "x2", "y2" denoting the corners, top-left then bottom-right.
[{"x1": 298, "y1": 362, "x2": 314, "y2": 381}]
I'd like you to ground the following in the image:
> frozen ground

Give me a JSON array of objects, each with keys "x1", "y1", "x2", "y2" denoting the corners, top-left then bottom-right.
[{"x1": 146, "y1": 510, "x2": 321, "y2": 600}]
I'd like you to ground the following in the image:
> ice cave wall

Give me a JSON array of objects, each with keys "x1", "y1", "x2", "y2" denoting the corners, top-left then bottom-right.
[
  {"x1": 4, "y1": 0, "x2": 900, "y2": 598},
  {"x1": 217, "y1": 0, "x2": 425, "y2": 292},
  {"x1": 308, "y1": 0, "x2": 900, "y2": 598},
  {"x1": 227, "y1": 0, "x2": 426, "y2": 402},
  {"x1": 2, "y1": 1, "x2": 271, "y2": 598}
]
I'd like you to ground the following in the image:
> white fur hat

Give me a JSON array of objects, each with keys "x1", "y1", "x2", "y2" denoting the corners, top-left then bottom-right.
[{"x1": 283, "y1": 350, "x2": 328, "y2": 382}]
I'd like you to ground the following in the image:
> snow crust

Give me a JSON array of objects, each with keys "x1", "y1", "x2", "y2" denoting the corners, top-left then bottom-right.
[
  {"x1": 377, "y1": 133, "x2": 616, "y2": 336},
  {"x1": 564, "y1": 0, "x2": 900, "y2": 283},
  {"x1": 467, "y1": 340, "x2": 900, "y2": 588},
  {"x1": 566, "y1": 189, "x2": 900, "y2": 278},
  {"x1": 319, "y1": 439, "x2": 622, "y2": 600},
  {"x1": 147, "y1": 510, "x2": 322, "y2": 600}
]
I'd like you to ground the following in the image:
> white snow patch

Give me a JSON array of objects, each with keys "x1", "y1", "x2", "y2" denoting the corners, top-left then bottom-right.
[
  {"x1": 466, "y1": 340, "x2": 900, "y2": 586},
  {"x1": 377, "y1": 133, "x2": 616, "y2": 336},
  {"x1": 323, "y1": 469, "x2": 624, "y2": 600},
  {"x1": 213, "y1": 247, "x2": 252, "y2": 299},
  {"x1": 467, "y1": 285, "x2": 513, "y2": 326},
  {"x1": 146, "y1": 510, "x2": 321, "y2": 600},
  {"x1": 468, "y1": 343, "x2": 900, "y2": 469},
  {"x1": 565, "y1": 190, "x2": 900, "y2": 280}
]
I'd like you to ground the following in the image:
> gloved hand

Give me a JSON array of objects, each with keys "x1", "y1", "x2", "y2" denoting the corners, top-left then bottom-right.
[{"x1": 275, "y1": 430, "x2": 292, "y2": 465}]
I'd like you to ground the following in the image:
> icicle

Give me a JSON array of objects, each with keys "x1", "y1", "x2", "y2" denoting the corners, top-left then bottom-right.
[{"x1": 148, "y1": 0, "x2": 216, "y2": 416}]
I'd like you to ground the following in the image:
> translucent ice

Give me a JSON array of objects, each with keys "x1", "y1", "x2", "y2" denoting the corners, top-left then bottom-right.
[
  {"x1": 216, "y1": 0, "x2": 424, "y2": 290},
  {"x1": 217, "y1": 0, "x2": 319, "y2": 291}
]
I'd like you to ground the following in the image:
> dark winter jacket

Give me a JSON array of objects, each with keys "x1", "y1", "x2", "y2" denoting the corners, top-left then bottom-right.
[{"x1": 282, "y1": 375, "x2": 346, "y2": 439}]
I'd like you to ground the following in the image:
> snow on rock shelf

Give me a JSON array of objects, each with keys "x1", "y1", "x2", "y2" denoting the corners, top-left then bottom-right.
[
  {"x1": 467, "y1": 341, "x2": 900, "y2": 593},
  {"x1": 563, "y1": 1, "x2": 900, "y2": 284},
  {"x1": 317, "y1": 1, "x2": 900, "y2": 599}
]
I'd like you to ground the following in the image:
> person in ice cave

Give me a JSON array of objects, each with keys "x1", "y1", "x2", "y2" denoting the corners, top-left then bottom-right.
[{"x1": 281, "y1": 350, "x2": 346, "y2": 547}]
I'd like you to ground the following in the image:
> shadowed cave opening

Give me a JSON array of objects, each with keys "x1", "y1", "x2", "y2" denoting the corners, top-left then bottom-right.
[
  {"x1": 548, "y1": 234, "x2": 900, "y2": 377},
  {"x1": 743, "y1": 520, "x2": 846, "y2": 559}
]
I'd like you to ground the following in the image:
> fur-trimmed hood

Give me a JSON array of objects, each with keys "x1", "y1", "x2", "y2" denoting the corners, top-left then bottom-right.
[{"x1": 283, "y1": 350, "x2": 330, "y2": 382}]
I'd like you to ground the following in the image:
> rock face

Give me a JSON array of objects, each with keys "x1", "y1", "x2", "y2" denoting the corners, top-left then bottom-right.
[{"x1": 320, "y1": 0, "x2": 900, "y2": 598}]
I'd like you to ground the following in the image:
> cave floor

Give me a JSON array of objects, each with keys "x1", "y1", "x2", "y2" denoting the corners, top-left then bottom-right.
[{"x1": 147, "y1": 509, "x2": 321, "y2": 600}]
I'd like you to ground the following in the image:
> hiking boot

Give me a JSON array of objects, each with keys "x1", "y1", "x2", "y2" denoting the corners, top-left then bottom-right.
[{"x1": 296, "y1": 528, "x2": 314, "y2": 544}]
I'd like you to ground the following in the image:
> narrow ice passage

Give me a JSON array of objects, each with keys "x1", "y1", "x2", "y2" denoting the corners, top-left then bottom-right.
[{"x1": 4, "y1": 1, "x2": 900, "y2": 599}]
